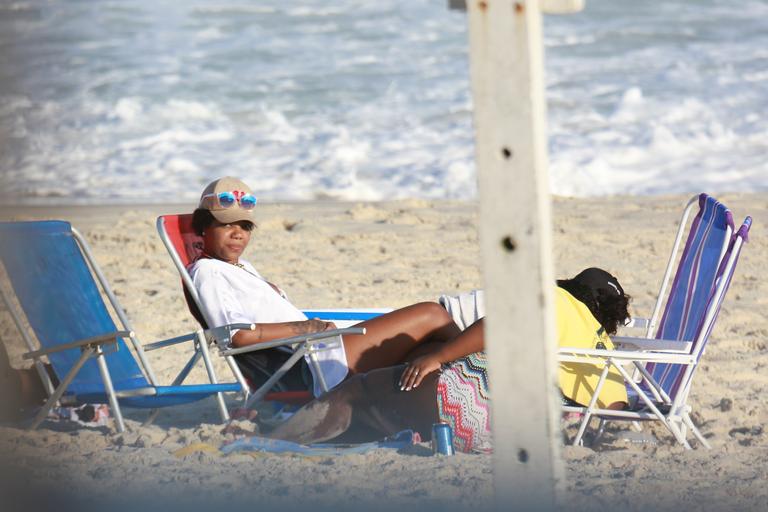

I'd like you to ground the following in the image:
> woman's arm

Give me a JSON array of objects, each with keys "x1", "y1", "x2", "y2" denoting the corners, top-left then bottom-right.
[
  {"x1": 193, "y1": 262, "x2": 336, "y2": 347},
  {"x1": 231, "y1": 319, "x2": 337, "y2": 347},
  {"x1": 399, "y1": 318, "x2": 485, "y2": 390}
]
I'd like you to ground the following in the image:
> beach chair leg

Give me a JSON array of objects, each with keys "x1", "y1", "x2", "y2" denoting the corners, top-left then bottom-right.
[
  {"x1": 224, "y1": 354, "x2": 251, "y2": 401},
  {"x1": 30, "y1": 347, "x2": 95, "y2": 430},
  {"x1": 96, "y1": 347, "x2": 126, "y2": 433},
  {"x1": 172, "y1": 350, "x2": 203, "y2": 386},
  {"x1": 307, "y1": 340, "x2": 332, "y2": 393},
  {"x1": 592, "y1": 419, "x2": 607, "y2": 445},
  {"x1": 33, "y1": 359, "x2": 56, "y2": 397},
  {"x1": 144, "y1": 349, "x2": 205, "y2": 427},
  {"x1": 667, "y1": 420, "x2": 692, "y2": 450},
  {"x1": 667, "y1": 422, "x2": 691, "y2": 449},
  {"x1": 683, "y1": 414, "x2": 711, "y2": 449},
  {"x1": 573, "y1": 363, "x2": 612, "y2": 446},
  {"x1": 143, "y1": 409, "x2": 161, "y2": 427},
  {"x1": 196, "y1": 331, "x2": 229, "y2": 422},
  {"x1": 614, "y1": 363, "x2": 691, "y2": 449},
  {"x1": 573, "y1": 414, "x2": 592, "y2": 447},
  {"x1": 243, "y1": 347, "x2": 307, "y2": 410}
]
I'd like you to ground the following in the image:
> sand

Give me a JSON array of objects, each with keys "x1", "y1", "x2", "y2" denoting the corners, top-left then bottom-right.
[{"x1": 0, "y1": 193, "x2": 766, "y2": 511}]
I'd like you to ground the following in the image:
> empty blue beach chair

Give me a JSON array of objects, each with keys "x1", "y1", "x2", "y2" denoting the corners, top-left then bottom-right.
[
  {"x1": 559, "y1": 194, "x2": 752, "y2": 449},
  {"x1": 0, "y1": 220, "x2": 247, "y2": 432}
]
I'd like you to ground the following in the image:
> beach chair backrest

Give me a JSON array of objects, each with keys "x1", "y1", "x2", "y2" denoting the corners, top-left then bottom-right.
[
  {"x1": 645, "y1": 194, "x2": 736, "y2": 398},
  {"x1": 159, "y1": 214, "x2": 204, "y2": 268},
  {"x1": 698, "y1": 217, "x2": 751, "y2": 346},
  {"x1": 670, "y1": 216, "x2": 751, "y2": 406},
  {"x1": 156, "y1": 214, "x2": 210, "y2": 329},
  {"x1": 0, "y1": 221, "x2": 147, "y2": 395}
]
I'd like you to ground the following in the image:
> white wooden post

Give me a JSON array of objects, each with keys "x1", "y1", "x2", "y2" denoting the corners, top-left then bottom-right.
[{"x1": 463, "y1": 0, "x2": 582, "y2": 509}]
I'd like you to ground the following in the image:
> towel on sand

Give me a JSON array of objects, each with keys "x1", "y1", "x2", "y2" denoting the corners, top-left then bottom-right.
[{"x1": 220, "y1": 429, "x2": 419, "y2": 456}]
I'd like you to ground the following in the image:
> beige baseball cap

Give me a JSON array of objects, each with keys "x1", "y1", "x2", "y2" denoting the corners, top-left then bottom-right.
[{"x1": 197, "y1": 176, "x2": 256, "y2": 224}]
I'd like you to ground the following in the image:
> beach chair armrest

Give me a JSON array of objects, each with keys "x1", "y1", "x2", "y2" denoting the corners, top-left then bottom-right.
[
  {"x1": 220, "y1": 327, "x2": 366, "y2": 357},
  {"x1": 623, "y1": 317, "x2": 650, "y2": 329},
  {"x1": 612, "y1": 336, "x2": 692, "y2": 353},
  {"x1": 22, "y1": 330, "x2": 133, "y2": 360},
  {"x1": 558, "y1": 347, "x2": 695, "y2": 365},
  {"x1": 203, "y1": 323, "x2": 256, "y2": 347}
]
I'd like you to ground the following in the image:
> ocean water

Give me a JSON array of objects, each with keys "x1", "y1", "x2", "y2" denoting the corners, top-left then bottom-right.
[{"x1": 0, "y1": 0, "x2": 766, "y2": 204}]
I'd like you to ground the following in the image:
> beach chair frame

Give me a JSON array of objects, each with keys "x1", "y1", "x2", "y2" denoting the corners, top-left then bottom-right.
[
  {"x1": 559, "y1": 195, "x2": 751, "y2": 449},
  {"x1": 155, "y1": 214, "x2": 382, "y2": 407},
  {"x1": 643, "y1": 195, "x2": 732, "y2": 339},
  {"x1": 0, "y1": 222, "x2": 253, "y2": 432}
]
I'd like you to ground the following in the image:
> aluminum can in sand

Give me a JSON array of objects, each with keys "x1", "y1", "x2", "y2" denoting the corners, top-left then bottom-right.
[{"x1": 432, "y1": 422, "x2": 455, "y2": 455}]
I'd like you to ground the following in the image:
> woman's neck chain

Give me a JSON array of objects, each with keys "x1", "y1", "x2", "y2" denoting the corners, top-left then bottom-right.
[{"x1": 201, "y1": 252, "x2": 262, "y2": 280}]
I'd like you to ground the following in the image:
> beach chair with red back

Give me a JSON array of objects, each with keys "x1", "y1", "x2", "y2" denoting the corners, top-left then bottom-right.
[{"x1": 156, "y1": 214, "x2": 380, "y2": 407}]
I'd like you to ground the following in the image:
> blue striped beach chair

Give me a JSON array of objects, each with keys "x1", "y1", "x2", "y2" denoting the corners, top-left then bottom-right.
[
  {"x1": 0, "y1": 220, "x2": 247, "y2": 432},
  {"x1": 559, "y1": 194, "x2": 752, "y2": 449}
]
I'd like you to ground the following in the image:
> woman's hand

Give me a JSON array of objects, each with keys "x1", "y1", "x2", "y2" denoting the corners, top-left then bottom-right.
[{"x1": 399, "y1": 354, "x2": 442, "y2": 391}]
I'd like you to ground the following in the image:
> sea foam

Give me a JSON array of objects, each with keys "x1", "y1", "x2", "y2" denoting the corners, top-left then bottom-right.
[{"x1": 0, "y1": 0, "x2": 766, "y2": 204}]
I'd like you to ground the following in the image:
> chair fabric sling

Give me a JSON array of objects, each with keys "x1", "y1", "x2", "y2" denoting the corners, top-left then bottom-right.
[{"x1": 0, "y1": 220, "x2": 241, "y2": 431}]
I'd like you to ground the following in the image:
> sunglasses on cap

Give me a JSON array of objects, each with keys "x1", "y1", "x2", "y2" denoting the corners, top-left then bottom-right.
[{"x1": 203, "y1": 191, "x2": 257, "y2": 210}]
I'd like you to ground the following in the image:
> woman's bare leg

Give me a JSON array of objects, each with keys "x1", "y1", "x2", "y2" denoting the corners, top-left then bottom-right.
[
  {"x1": 342, "y1": 302, "x2": 460, "y2": 374},
  {"x1": 269, "y1": 366, "x2": 439, "y2": 445},
  {"x1": 266, "y1": 378, "x2": 361, "y2": 444}
]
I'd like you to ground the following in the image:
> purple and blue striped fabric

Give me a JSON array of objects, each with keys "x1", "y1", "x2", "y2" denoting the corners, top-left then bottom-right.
[
  {"x1": 695, "y1": 217, "x2": 751, "y2": 354},
  {"x1": 640, "y1": 194, "x2": 750, "y2": 403}
]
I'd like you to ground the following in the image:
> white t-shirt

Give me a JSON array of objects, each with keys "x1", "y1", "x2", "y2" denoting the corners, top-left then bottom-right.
[{"x1": 189, "y1": 258, "x2": 348, "y2": 396}]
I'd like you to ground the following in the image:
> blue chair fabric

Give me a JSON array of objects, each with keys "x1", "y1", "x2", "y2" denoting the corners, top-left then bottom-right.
[{"x1": 0, "y1": 220, "x2": 239, "y2": 409}]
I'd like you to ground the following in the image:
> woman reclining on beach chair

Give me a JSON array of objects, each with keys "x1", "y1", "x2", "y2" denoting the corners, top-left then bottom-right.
[
  {"x1": 265, "y1": 268, "x2": 632, "y2": 453},
  {"x1": 189, "y1": 176, "x2": 462, "y2": 396}
]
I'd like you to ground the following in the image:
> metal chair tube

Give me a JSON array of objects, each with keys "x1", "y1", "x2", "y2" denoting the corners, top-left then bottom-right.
[{"x1": 30, "y1": 347, "x2": 96, "y2": 430}]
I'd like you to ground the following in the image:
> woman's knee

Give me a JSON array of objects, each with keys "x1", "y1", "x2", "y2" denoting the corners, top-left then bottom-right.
[{"x1": 410, "y1": 301, "x2": 451, "y2": 325}]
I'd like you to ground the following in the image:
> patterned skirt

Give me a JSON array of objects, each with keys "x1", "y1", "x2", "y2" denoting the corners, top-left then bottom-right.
[{"x1": 435, "y1": 352, "x2": 492, "y2": 453}]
